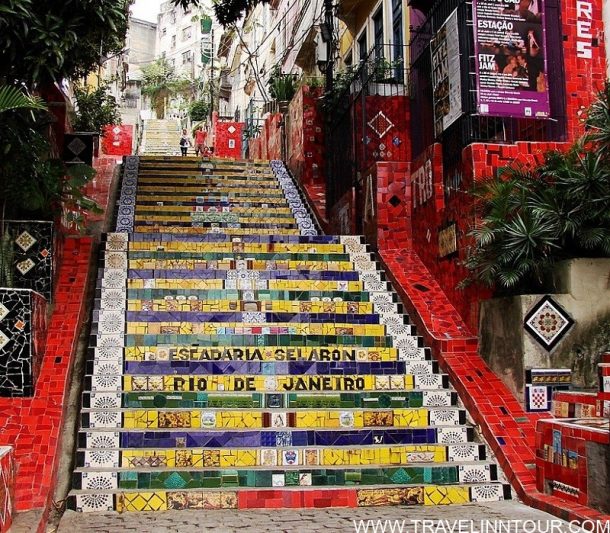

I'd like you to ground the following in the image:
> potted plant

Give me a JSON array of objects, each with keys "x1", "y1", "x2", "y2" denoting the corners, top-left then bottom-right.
[
  {"x1": 267, "y1": 66, "x2": 297, "y2": 112},
  {"x1": 71, "y1": 82, "x2": 122, "y2": 158}
]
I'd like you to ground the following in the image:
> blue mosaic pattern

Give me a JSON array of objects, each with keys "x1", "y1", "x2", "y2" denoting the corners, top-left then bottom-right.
[
  {"x1": 270, "y1": 160, "x2": 319, "y2": 236},
  {"x1": 116, "y1": 157, "x2": 140, "y2": 233}
]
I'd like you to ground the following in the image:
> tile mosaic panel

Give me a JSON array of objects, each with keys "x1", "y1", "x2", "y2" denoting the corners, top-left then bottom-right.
[
  {"x1": 523, "y1": 295, "x2": 574, "y2": 351},
  {"x1": 0, "y1": 447, "x2": 15, "y2": 532},
  {"x1": 270, "y1": 161, "x2": 318, "y2": 236},
  {"x1": 5, "y1": 220, "x2": 55, "y2": 300},
  {"x1": 525, "y1": 368, "x2": 571, "y2": 412},
  {"x1": 0, "y1": 289, "x2": 47, "y2": 397},
  {"x1": 116, "y1": 156, "x2": 140, "y2": 232}
]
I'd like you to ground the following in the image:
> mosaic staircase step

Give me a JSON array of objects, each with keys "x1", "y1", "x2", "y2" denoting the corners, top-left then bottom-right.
[
  {"x1": 137, "y1": 175, "x2": 279, "y2": 185},
  {"x1": 87, "y1": 359, "x2": 438, "y2": 375},
  {"x1": 83, "y1": 373, "x2": 451, "y2": 394},
  {"x1": 74, "y1": 442, "x2": 485, "y2": 469},
  {"x1": 133, "y1": 227, "x2": 304, "y2": 235},
  {"x1": 81, "y1": 390, "x2": 455, "y2": 410},
  {"x1": 107, "y1": 345, "x2": 431, "y2": 363},
  {"x1": 72, "y1": 462, "x2": 500, "y2": 491},
  {"x1": 79, "y1": 406, "x2": 466, "y2": 430},
  {"x1": 68, "y1": 482, "x2": 511, "y2": 512},
  {"x1": 78, "y1": 427, "x2": 476, "y2": 449},
  {"x1": 69, "y1": 155, "x2": 510, "y2": 512}
]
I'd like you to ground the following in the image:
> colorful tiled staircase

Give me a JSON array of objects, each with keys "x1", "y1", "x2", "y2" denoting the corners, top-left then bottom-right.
[
  {"x1": 139, "y1": 120, "x2": 181, "y2": 156},
  {"x1": 67, "y1": 154, "x2": 511, "y2": 513}
]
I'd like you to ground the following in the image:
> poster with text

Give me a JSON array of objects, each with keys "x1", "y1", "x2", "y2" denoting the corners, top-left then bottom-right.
[
  {"x1": 431, "y1": 9, "x2": 462, "y2": 136},
  {"x1": 473, "y1": 0, "x2": 550, "y2": 118}
]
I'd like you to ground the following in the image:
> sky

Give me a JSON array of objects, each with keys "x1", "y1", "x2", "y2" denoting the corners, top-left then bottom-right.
[{"x1": 130, "y1": 0, "x2": 165, "y2": 22}]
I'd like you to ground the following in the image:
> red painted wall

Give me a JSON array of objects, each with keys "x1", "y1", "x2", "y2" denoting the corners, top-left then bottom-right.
[
  {"x1": 214, "y1": 121, "x2": 244, "y2": 159},
  {"x1": 101, "y1": 125, "x2": 133, "y2": 156}
]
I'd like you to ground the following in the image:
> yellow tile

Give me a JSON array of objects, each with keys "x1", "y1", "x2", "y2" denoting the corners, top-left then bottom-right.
[{"x1": 424, "y1": 486, "x2": 470, "y2": 505}]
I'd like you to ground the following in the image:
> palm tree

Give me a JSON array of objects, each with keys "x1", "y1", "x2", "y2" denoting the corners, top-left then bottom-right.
[
  {"x1": 463, "y1": 88, "x2": 610, "y2": 292},
  {"x1": 0, "y1": 85, "x2": 46, "y2": 114}
]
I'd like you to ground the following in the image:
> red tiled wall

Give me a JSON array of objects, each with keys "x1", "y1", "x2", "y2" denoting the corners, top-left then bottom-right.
[
  {"x1": 266, "y1": 113, "x2": 283, "y2": 161},
  {"x1": 536, "y1": 419, "x2": 610, "y2": 507},
  {"x1": 214, "y1": 121, "x2": 244, "y2": 159},
  {"x1": 354, "y1": 95, "x2": 410, "y2": 170},
  {"x1": 561, "y1": 0, "x2": 607, "y2": 139},
  {"x1": 0, "y1": 447, "x2": 15, "y2": 533},
  {"x1": 287, "y1": 86, "x2": 325, "y2": 185},
  {"x1": 101, "y1": 125, "x2": 133, "y2": 156}
]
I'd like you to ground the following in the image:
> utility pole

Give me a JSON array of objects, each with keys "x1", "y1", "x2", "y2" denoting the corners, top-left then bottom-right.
[
  {"x1": 209, "y1": 28, "x2": 214, "y2": 122},
  {"x1": 324, "y1": 0, "x2": 333, "y2": 93}
]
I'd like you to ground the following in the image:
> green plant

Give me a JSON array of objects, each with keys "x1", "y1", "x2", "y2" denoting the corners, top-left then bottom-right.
[
  {"x1": 71, "y1": 84, "x2": 121, "y2": 134},
  {"x1": 189, "y1": 99, "x2": 209, "y2": 122},
  {"x1": 267, "y1": 66, "x2": 297, "y2": 102},
  {"x1": 243, "y1": 123, "x2": 262, "y2": 139},
  {"x1": 321, "y1": 66, "x2": 357, "y2": 113},
  {"x1": 463, "y1": 149, "x2": 610, "y2": 292},
  {"x1": 371, "y1": 57, "x2": 402, "y2": 82},
  {"x1": 141, "y1": 58, "x2": 192, "y2": 120},
  {"x1": 0, "y1": 85, "x2": 46, "y2": 114}
]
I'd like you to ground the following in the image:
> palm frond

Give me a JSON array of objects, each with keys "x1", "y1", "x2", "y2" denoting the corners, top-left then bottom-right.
[{"x1": 0, "y1": 85, "x2": 46, "y2": 114}]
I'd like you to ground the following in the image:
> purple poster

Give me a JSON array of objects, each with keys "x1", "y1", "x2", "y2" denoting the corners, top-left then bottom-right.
[{"x1": 473, "y1": 0, "x2": 550, "y2": 119}]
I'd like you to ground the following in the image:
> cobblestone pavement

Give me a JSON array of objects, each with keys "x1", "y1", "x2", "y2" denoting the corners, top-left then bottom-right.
[{"x1": 52, "y1": 500, "x2": 591, "y2": 533}]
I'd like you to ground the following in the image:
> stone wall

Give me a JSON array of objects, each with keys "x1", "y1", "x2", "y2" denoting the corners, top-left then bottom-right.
[{"x1": 480, "y1": 259, "x2": 610, "y2": 404}]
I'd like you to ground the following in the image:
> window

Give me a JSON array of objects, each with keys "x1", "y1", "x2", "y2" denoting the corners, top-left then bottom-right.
[
  {"x1": 162, "y1": 27, "x2": 167, "y2": 36},
  {"x1": 392, "y1": 0, "x2": 404, "y2": 79},
  {"x1": 171, "y1": 35, "x2": 176, "y2": 48},
  {"x1": 182, "y1": 50, "x2": 192, "y2": 63},
  {"x1": 357, "y1": 32, "x2": 367, "y2": 62},
  {"x1": 373, "y1": 8, "x2": 384, "y2": 60},
  {"x1": 182, "y1": 26, "x2": 192, "y2": 41},
  {"x1": 169, "y1": 10, "x2": 176, "y2": 24},
  {"x1": 170, "y1": 58, "x2": 176, "y2": 68}
]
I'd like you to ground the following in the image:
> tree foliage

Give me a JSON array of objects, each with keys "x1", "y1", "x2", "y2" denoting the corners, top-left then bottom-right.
[
  {"x1": 141, "y1": 58, "x2": 192, "y2": 120},
  {"x1": 463, "y1": 87, "x2": 610, "y2": 292},
  {"x1": 171, "y1": 0, "x2": 270, "y2": 26},
  {"x1": 71, "y1": 84, "x2": 121, "y2": 134},
  {"x1": 0, "y1": 0, "x2": 130, "y2": 86},
  {"x1": 0, "y1": 104, "x2": 98, "y2": 224},
  {"x1": 189, "y1": 99, "x2": 209, "y2": 122}
]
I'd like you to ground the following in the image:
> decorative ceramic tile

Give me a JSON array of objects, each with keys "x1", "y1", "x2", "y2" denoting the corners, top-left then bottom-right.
[
  {"x1": 525, "y1": 385, "x2": 551, "y2": 412},
  {"x1": 523, "y1": 295, "x2": 574, "y2": 350},
  {"x1": 6, "y1": 220, "x2": 55, "y2": 299},
  {"x1": 458, "y1": 464, "x2": 491, "y2": 483},
  {"x1": 14, "y1": 231, "x2": 37, "y2": 252},
  {"x1": 470, "y1": 484, "x2": 507, "y2": 502},
  {"x1": 0, "y1": 289, "x2": 46, "y2": 397},
  {"x1": 116, "y1": 156, "x2": 140, "y2": 232},
  {"x1": 73, "y1": 493, "x2": 114, "y2": 513},
  {"x1": 0, "y1": 447, "x2": 15, "y2": 530}
]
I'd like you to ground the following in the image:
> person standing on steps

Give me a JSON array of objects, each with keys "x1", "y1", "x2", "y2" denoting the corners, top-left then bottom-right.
[
  {"x1": 179, "y1": 128, "x2": 191, "y2": 156},
  {"x1": 194, "y1": 125, "x2": 208, "y2": 157}
]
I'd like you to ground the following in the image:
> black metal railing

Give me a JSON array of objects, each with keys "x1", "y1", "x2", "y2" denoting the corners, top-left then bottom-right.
[
  {"x1": 409, "y1": 0, "x2": 567, "y2": 165},
  {"x1": 325, "y1": 43, "x2": 409, "y2": 218}
]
